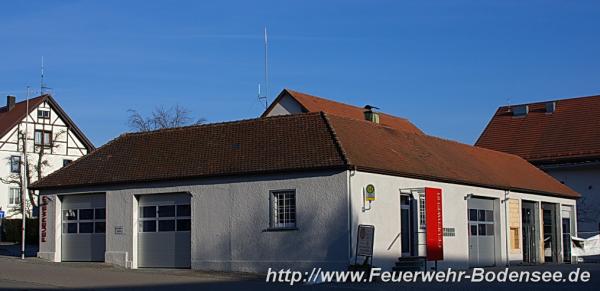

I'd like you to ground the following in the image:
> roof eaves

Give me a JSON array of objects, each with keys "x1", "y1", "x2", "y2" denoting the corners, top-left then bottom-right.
[{"x1": 354, "y1": 166, "x2": 579, "y2": 199}]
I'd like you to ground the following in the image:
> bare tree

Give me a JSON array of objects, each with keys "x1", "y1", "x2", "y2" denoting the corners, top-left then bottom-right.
[
  {"x1": 127, "y1": 105, "x2": 205, "y2": 132},
  {"x1": 0, "y1": 130, "x2": 65, "y2": 217}
]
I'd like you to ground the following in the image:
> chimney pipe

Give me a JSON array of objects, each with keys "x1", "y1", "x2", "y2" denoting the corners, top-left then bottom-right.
[
  {"x1": 6, "y1": 96, "x2": 16, "y2": 111},
  {"x1": 363, "y1": 105, "x2": 380, "y2": 124}
]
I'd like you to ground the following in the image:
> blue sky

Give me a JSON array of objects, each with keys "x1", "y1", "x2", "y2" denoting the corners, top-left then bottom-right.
[{"x1": 1, "y1": 0, "x2": 599, "y2": 146}]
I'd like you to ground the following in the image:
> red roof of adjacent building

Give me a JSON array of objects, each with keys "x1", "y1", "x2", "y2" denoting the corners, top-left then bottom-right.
[
  {"x1": 0, "y1": 95, "x2": 95, "y2": 150},
  {"x1": 32, "y1": 112, "x2": 577, "y2": 198},
  {"x1": 262, "y1": 89, "x2": 424, "y2": 134},
  {"x1": 476, "y1": 94, "x2": 600, "y2": 164}
]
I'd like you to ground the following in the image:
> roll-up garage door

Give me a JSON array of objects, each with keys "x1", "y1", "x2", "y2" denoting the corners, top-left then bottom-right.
[
  {"x1": 468, "y1": 197, "x2": 497, "y2": 267},
  {"x1": 61, "y1": 194, "x2": 106, "y2": 262},
  {"x1": 138, "y1": 193, "x2": 191, "y2": 268}
]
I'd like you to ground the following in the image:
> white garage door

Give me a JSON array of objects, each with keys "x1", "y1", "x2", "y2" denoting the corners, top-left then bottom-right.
[
  {"x1": 468, "y1": 198, "x2": 497, "y2": 267},
  {"x1": 61, "y1": 194, "x2": 106, "y2": 262},
  {"x1": 138, "y1": 193, "x2": 191, "y2": 268}
]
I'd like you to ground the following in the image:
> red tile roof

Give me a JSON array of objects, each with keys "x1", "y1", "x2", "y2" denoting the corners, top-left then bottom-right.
[
  {"x1": 476, "y1": 94, "x2": 600, "y2": 164},
  {"x1": 32, "y1": 112, "x2": 577, "y2": 198},
  {"x1": 0, "y1": 95, "x2": 94, "y2": 150},
  {"x1": 263, "y1": 89, "x2": 424, "y2": 134}
]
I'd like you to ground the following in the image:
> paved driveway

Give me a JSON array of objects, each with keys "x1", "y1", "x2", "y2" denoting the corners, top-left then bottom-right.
[{"x1": 0, "y1": 255, "x2": 598, "y2": 290}]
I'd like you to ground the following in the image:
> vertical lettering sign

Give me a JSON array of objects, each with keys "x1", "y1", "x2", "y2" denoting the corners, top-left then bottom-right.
[
  {"x1": 40, "y1": 196, "x2": 48, "y2": 243},
  {"x1": 425, "y1": 187, "x2": 443, "y2": 261}
]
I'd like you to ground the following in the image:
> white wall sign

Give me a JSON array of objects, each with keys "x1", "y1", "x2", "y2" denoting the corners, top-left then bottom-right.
[{"x1": 356, "y1": 224, "x2": 375, "y2": 257}]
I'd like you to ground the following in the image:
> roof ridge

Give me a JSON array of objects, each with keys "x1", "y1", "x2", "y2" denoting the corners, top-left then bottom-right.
[
  {"x1": 320, "y1": 112, "x2": 351, "y2": 166},
  {"x1": 285, "y1": 88, "x2": 412, "y2": 122},
  {"x1": 327, "y1": 112, "x2": 533, "y2": 162},
  {"x1": 497, "y1": 93, "x2": 600, "y2": 109},
  {"x1": 124, "y1": 111, "x2": 324, "y2": 137}
]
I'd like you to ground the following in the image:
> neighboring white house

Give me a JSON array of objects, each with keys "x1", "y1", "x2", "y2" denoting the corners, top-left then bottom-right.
[
  {"x1": 31, "y1": 90, "x2": 578, "y2": 272},
  {"x1": 0, "y1": 94, "x2": 94, "y2": 218},
  {"x1": 476, "y1": 94, "x2": 600, "y2": 234}
]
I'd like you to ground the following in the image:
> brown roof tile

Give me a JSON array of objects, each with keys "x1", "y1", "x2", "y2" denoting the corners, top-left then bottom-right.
[
  {"x1": 476, "y1": 95, "x2": 600, "y2": 164},
  {"x1": 32, "y1": 112, "x2": 577, "y2": 198},
  {"x1": 327, "y1": 114, "x2": 578, "y2": 198}
]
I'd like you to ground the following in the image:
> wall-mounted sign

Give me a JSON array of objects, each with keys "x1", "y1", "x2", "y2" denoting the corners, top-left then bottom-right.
[
  {"x1": 40, "y1": 196, "x2": 48, "y2": 243},
  {"x1": 356, "y1": 224, "x2": 375, "y2": 257},
  {"x1": 365, "y1": 184, "x2": 376, "y2": 201},
  {"x1": 425, "y1": 187, "x2": 443, "y2": 261},
  {"x1": 114, "y1": 226, "x2": 124, "y2": 235}
]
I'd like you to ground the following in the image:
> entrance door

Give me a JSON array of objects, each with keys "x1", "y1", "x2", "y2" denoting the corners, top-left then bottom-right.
[
  {"x1": 468, "y1": 198, "x2": 496, "y2": 267},
  {"x1": 400, "y1": 195, "x2": 415, "y2": 256},
  {"x1": 138, "y1": 193, "x2": 191, "y2": 268},
  {"x1": 542, "y1": 203, "x2": 558, "y2": 263},
  {"x1": 61, "y1": 194, "x2": 106, "y2": 262},
  {"x1": 562, "y1": 217, "x2": 571, "y2": 263},
  {"x1": 522, "y1": 201, "x2": 538, "y2": 263}
]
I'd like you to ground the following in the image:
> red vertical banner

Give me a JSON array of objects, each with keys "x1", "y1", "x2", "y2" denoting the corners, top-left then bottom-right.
[{"x1": 425, "y1": 187, "x2": 443, "y2": 261}]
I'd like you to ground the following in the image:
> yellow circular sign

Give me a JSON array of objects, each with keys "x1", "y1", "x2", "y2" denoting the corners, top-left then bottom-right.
[{"x1": 366, "y1": 184, "x2": 375, "y2": 194}]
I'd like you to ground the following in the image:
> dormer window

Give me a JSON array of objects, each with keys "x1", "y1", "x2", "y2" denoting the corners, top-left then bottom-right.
[{"x1": 38, "y1": 109, "x2": 50, "y2": 119}]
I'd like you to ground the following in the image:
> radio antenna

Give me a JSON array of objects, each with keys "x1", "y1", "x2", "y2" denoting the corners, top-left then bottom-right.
[
  {"x1": 257, "y1": 27, "x2": 269, "y2": 109},
  {"x1": 40, "y1": 56, "x2": 52, "y2": 95}
]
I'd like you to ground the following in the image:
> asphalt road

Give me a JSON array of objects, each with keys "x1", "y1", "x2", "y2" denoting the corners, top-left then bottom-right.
[{"x1": 0, "y1": 255, "x2": 598, "y2": 291}]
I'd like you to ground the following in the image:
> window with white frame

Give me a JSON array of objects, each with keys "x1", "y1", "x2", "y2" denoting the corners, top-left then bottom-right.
[
  {"x1": 270, "y1": 190, "x2": 296, "y2": 229},
  {"x1": 419, "y1": 193, "x2": 426, "y2": 229},
  {"x1": 10, "y1": 155, "x2": 21, "y2": 173},
  {"x1": 9, "y1": 188, "x2": 21, "y2": 205}
]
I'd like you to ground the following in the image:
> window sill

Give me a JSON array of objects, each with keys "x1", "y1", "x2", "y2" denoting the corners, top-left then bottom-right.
[{"x1": 262, "y1": 227, "x2": 299, "y2": 232}]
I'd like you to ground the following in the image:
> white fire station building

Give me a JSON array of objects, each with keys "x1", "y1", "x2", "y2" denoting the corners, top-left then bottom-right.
[{"x1": 32, "y1": 89, "x2": 579, "y2": 271}]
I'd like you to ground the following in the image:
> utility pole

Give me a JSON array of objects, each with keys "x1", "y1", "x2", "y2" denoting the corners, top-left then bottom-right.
[{"x1": 20, "y1": 87, "x2": 31, "y2": 260}]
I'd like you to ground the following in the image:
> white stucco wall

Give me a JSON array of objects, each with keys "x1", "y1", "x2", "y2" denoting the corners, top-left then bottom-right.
[
  {"x1": 543, "y1": 163, "x2": 600, "y2": 233},
  {"x1": 349, "y1": 171, "x2": 578, "y2": 270},
  {"x1": 38, "y1": 168, "x2": 578, "y2": 272},
  {"x1": 265, "y1": 94, "x2": 304, "y2": 116},
  {"x1": 38, "y1": 170, "x2": 350, "y2": 273}
]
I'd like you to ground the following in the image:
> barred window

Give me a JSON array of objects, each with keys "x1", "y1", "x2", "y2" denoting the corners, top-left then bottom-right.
[{"x1": 270, "y1": 190, "x2": 296, "y2": 229}]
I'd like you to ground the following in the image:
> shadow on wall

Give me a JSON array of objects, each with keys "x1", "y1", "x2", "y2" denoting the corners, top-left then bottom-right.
[{"x1": 201, "y1": 178, "x2": 351, "y2": 272}]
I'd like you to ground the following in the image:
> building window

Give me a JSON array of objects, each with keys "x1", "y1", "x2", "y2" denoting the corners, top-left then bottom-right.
[
  {"x1": 419, "y1": 193, "x2": 426, "y2": 229},
  {"x1": 37, "y1": 109, "x2": 50, "y2": 119},
  {"x1": 63, "y1": 159, "x2": 73, "y2": 167},
  {"x1": 10, "y1": 155, "x2": 21, "y2": 173},
  {"x1": 9, "y1": 188, "x2": 21, "y2": 205},
  {"x1": 270, "y1": 190, "x2": 297, "y2": 229},
  {"x1": 34, "y1": 130, "x2": 52, "y2": 146},
  {"x1": 138, "y1": 203, "x2": 191, "y2": 233}
]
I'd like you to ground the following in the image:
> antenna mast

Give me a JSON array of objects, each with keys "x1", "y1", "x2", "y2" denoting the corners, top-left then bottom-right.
[{"x1": 257, "y1": 27, "x2": 269, "y2": 109}]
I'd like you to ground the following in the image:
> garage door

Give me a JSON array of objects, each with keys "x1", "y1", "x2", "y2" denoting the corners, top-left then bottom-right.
[
  {"x1": 468, "y1": 198, "x2": 497, "y2": 267},
  {"x1": 138, "y1": 193, "x2": 191, "y2": 268},
  {"x1": 61, "y1": 194, "x2": 106, "y2": 262}
]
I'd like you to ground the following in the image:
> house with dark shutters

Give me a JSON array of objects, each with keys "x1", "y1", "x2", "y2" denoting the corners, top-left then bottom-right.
[{"x1": 32, "y1": 89, "x2": 578, "y2": 271}]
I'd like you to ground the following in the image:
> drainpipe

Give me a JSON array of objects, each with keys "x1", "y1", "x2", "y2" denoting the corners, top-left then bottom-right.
[
  {"x1": 347, "y1": 167, "x2": 356, "y2": 264},
  {"x1": 504, "y1": 190, "x2": 510, "y2": 267}
]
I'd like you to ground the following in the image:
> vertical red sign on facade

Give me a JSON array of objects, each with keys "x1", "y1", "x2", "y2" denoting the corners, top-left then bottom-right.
[
  {"x1": 40, "y1": 196, "x2": 48, "y2": 243},
  {"x1": 425, "y1": 187, "x2": 443, "y2": 261}
]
